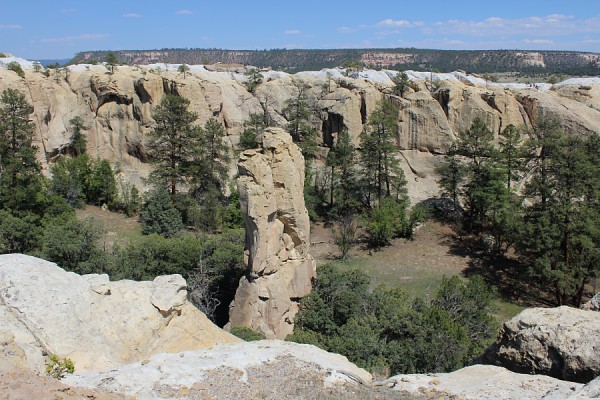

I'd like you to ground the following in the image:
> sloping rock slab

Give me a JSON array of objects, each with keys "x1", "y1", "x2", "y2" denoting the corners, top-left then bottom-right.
[
  {"x1": 63, "y1": 340, "x2": 372, "y2": 399},
  {"x1": 0, "y1": 254, "x2": 238, "y2": 373},
  {"x1": 485, "y1": 306, "x2": 600, "y2": 383},
  {"x1": 385, "y1": 365, "x2": 583, "y2": 400}
]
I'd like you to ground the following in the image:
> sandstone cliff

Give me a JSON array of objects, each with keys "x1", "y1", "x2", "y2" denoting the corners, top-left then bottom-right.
[
  {"x1": 227, "y1": 128, "x2": 316, "y2": 339},
  {"x1": 1, "y1": 61, "x2": 600, "y2": 203},
  {"x1": 0, "y1": 254, "x2": 239, "y2": 374}
]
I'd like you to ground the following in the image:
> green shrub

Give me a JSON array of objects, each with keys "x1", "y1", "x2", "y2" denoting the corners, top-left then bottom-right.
[
  {"x1": 41, "y1": 215, "x2": 108, "y2": 274},
  {"x1": 140, "y1": 189, "x2": 184, "y2": 237},
  {"x1": 290, "y1": 264, "x2": 497, "y2": 376},
  {"x1": 46, "y1": 354, "x2": 74, "y2": 379},
  {"x1": 6, "y1": 61, "x2": 25, "y2": 78},
  {"x1": 230, "y1": 326, "x2": 265, "y2": 341}
]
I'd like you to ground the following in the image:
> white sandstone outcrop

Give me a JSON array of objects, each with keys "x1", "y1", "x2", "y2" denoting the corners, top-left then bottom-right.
[
  {"x1": 63, "y1": 340, "x2": 372, "y2": 399},
  {"x1": 485, "y1": 306, "x2": 600, "y2": 383},
  {"x1": 1, "y1": 65, "x2": 600, "y2": 204},
  {"x1": 0, "y1": 254, "x2": 239, "y2": 373},
  {"x1": 385, "y1": 364, "x2": 584, "y2": 400},
  {"x1": 227, "y1": 128, "x2": 316, "y2": 339}
]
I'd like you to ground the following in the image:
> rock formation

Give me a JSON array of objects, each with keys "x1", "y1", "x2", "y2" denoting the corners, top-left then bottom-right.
[
  {"x1": 0, "y1": 254, "x2": 239, "y2": 373},
  {"x1": 485, "y1": 306, "x2": 600, "y2": 383},
  {"x1": 386, "y1": 364, "x2": 584, "y2": 400},
  {"x1": 63, "y1": 340, "x2": 372, "y2": 399},
  {"x1": 1, "y1": 62, "x2": 600, "y2": 204},
  {"x1": 227, "y1": 128, "x2": 316, "y2": 339}
]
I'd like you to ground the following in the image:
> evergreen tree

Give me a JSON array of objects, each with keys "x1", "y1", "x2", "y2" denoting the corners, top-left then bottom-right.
[
  {"x1": 435, "y1": 143, "x2": 467, "y2": 217},
  {"x1": 140, "y1": 189, "x2": 184, "y2": 237},
  {"x1": 498, "y1": 124, "x2": 525, "y2": 191},
  {"x1": 87, "y1": 159, "x2": 117, "y2": 206},
  {"x1": 195, "y1": 117, "x2": 230, "y2": 193},
  {"x1": 243, "y1": 68, "x2": 263, "y2": 93},
  {"x1": 358, "y1": 98, "x2": 406, "y2": 207},
  {"x1": 391, "y1": 71, "x2": 410, "y2": 97},
  {"x1": 455, "y1": 117, "x2": 509, "y2": 232},
  {"x1": 68, "y1": 116, "x2": 87, "y2": 156},
  {"x1": 0, "y1": 88, "x2": 45, "y2": 213},
  {"x1": 178, "y1": 63, "x2": 190, "y2": 79},
  {"x1": 283, "y1": 79, "x2": 318, "y2": 160},
  {"x1": 147, "y1": 95, "x2": 201, "y2": 202},
  {"x1": 105, "y1": 52, "x2": 118, "y2": 74},
  {"x1": 327, "y1": 128, "x2": 358, "y2": 214},
  {"x1": 238, "y1": 112, "x2": 265, "y2": 150},
  {"x1": 519, "y1": 133, "x2": 600, "y2": 306}
]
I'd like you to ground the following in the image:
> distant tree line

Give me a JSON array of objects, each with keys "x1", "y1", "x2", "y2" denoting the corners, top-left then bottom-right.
[{"x1": 69, "y1": 48, "x2": 600, "y2": 75}]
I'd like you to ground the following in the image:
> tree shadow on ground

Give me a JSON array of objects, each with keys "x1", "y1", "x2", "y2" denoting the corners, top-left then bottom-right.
[{"x1": 440, "y1": 228, "x2": 555, "y2": 307}]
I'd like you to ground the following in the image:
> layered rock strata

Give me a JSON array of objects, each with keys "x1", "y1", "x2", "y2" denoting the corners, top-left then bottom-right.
[{"x1": 227, "y1": 128, "x2": 316, "y2": 339}]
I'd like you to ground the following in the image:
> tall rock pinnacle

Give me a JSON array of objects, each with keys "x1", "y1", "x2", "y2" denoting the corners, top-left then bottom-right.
[{"x1": 227, "y1": 127, "x2": 316, "y2": 339}]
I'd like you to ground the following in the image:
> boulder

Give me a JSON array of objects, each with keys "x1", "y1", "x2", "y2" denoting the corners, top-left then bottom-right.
[
  {"x1": 485, "y1": 306, "x2": 600, "y2": 383},
  {"x1": 582, "y1": 293, "x2": 600, "y2": 311},
  {"x1": 385, "y1": 365, "x2": 583, "y2": 400},
  {"x1": 0, "y1": 254, "x2": 239, "y2": 373},
  {"x1": 227, "y1": 128, "x2": 316, "y2": 339},
  {"x1": 63, "y1": 340, "x2": 372, "y2": 399}
]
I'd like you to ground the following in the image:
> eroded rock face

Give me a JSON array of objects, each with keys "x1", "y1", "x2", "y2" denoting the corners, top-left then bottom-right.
[
  {"x1": 0, "y1": 254, "x2": 239, "y2": 373},
  {"x1": 2, "y1": 66, "x2": 600, "y2": 201},
  {"x1": 227, "y1": 128, "x2": 316, "y2": 339},
  {"x1": 485, "y1": 306, "x2": 600, "y2": 383}
]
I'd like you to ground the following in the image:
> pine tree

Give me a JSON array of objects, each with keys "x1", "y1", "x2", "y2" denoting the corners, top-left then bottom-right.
[
  {"x1": 358, "y1": 98, "x2": 406, "y2": 207},
  {"x1": 238, "y1": 113, "x2": 265, "y2": 150},
  {"x1": 283, "y1": 80, "x2": 318, "y2": 160},
  {"x1": 0, "y1": 88, "x2": 44, "y2": 213},
  {"x1": 195, "y1": 118, "x2": 230, "y2": 193},
  {"x1": 435, "y1": 143, "x2": 467, "y2": 218},
  {"x1": 68, "y1": 116, "x2": 87, "y2": 156},
  {"x1": 147, "y1": 95, "x2": 201, "y2": 202},
  {"x1": 520, "y1": 133, "x2": 600, "y2": 306},
  {"x1": 498, "y1": 124, "x2": 525, "y2": 191}
]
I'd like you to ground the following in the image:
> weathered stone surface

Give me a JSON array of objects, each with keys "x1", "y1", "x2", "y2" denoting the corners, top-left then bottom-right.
[
  {"x1": 386, "y1": 364, "x2": 583, "y2": 400},
  {"x1": 485, "y1": 306, "x2": 600, "y2": 383},
  {"x1": 0, "y1": 254, "x2": 239, "y2": 374},
  {"x1": 63, "y1": 340, "x2": 372, "y2": 399},
  {"x1": 2, "y1": 65, "x2": 600, "y2": 204},
  {"x1": 227, "y1": 128, "x2": 316, "y2": 339}
]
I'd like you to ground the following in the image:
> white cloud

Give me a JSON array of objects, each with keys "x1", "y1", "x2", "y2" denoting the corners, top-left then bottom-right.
[
  {"x1": 523, "y1": 39, "x2": 555, "y2": 44},
  {"x1": 0, "y1": 24, "x2": 22, "y2": 29},
  {"x1": 430, "y1": 14, "x2": 598, "y2": 37},
  {"x1": 123, "y1": 13, "x2": 142, "y2": 18},
  {"x1": 338, "y1": 26, "x2": 355, "y2": 33},
  {"x1": 176, "y1": 10, "x2": 193, "y2": 15},
  {"x1": 41, "y1": 34, "x2": 109, "y2": 43},
  {"x1": 284, "y1": 30, "x2": 301, "y2": 35},
  {"x1": 376, "y1": 19, "x2": 422, "y2": 28},
  {"x1": 61, "y1": 8, "x2": 76, "y2": 14}
]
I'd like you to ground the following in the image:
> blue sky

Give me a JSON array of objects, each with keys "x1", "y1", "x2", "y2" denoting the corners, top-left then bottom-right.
[{"x1": 1, "y1": 1, "x2": 599, "y2": 59}]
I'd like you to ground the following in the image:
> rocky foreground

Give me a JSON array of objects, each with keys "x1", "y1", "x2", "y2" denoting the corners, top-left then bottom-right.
[{"x1": 1, "y1": 254, "x2": 599, "y2": 399}]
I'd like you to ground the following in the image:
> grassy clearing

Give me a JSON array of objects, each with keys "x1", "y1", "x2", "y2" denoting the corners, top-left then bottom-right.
[
  {"x1": 75, "y1": 205, "x2": 143, "y2": 250},
  {"x1": 311, "y1": 220, "x2": 525, "y2": 325}
]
